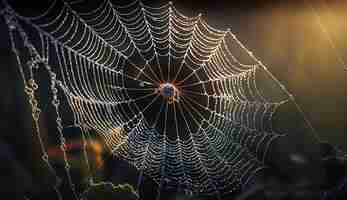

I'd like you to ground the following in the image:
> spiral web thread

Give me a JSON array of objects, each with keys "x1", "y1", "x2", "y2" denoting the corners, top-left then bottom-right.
[{"x1": 1, "y1": 0, "x2": 316, "y2": 199}]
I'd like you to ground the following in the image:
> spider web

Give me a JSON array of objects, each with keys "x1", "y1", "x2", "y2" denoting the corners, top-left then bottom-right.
[{"x1": 1, "y1": 0, "x2": 314, "y2": 199}]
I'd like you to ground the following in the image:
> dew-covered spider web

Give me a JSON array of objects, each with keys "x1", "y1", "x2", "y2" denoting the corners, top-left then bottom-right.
[{"x1": 1, "y1": 0, "x2": 318, "y2": 199}]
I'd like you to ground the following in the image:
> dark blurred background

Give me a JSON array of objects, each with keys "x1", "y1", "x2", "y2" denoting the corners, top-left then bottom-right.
[{"x1": 0, "y1": 0, "x2": 347, "y2": 199}]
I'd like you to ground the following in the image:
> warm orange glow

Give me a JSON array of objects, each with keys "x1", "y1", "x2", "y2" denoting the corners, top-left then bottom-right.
[
  {"x1": 90, "y1": 141, "x2": 104, "y2": 169},
  {"x1": 47, "y1": 139, "x2": 105, "y2": 169}
]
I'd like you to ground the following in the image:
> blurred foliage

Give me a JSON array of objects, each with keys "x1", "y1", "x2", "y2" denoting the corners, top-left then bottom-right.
[{"x1": 82, "y1": 183, "x2": 138, "y2": 200}]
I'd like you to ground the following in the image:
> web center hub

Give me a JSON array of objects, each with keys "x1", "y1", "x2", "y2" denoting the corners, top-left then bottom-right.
[{"x1": 158, "y1": 83, "x2": 180, "y2": 103}]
